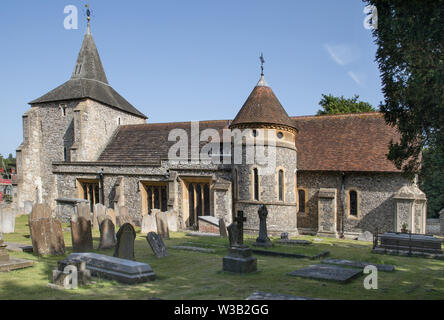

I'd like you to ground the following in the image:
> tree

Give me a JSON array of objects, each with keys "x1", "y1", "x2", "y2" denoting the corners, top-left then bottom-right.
[
  {"x1": 419, "y1": 147, "x2": 444, "y2": 218},
  {"x1": 316, "y1": 94, "x2": 375, "y2": 115},
  {"x1": 364, "y1": 0, "x2": 444, "y2": 177}
]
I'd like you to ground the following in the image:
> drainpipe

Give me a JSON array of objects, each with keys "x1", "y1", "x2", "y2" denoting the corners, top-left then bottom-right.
[
  {"x1": 340, "y1": 172, "x2": 346, "y2": 238},
  {"x1": 98, "y1": 168, "x2": 105, "y2": 205}
]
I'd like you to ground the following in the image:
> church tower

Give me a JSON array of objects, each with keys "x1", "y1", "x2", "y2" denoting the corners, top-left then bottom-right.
[
  {"x1": 230, "y1": 55, "x2": 298, "y2": 236},
  {"x1": 16, "y1": 11, "x2": 146, "y2": 210}
]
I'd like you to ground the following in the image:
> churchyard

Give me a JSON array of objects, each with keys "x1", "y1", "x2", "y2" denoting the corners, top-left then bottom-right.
[{"x1": 0, "y1": 214, "x2": 443, "y2": 300}]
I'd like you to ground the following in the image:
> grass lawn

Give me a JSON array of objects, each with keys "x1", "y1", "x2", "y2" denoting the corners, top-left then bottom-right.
[{"x1": 1, "y1": 215, "x2": 443, "y2": 300}]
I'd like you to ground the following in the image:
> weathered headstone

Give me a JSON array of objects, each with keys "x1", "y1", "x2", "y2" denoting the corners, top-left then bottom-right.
[
  {"x1": 219, "y1": 218, "x2": 227, "y2": 238},
  {"x1": 106, "y1": 208, "x2": 116, "y2": 227},
  {"x1": 29, "y1": 204, "x2": 65, "y2": 256},
  {"x1": 155, "y1": 211, "x2": 170, "y2": 239},
  {"x1": 117, "y1": 207, "x2": 134, "y2": 228},
  {"x1": 98, "y1": 218, "x2": 116, "y2": 250},
  {"x1": 71, "y1": 215, "x2": 93, "y2": 253},
  {"x1": 146, "y1": 232, "x2": 168, "y2": 258},
  {"x1": 0, "y1": 206, "x2": 15, "y2": 234},
  {"x1": 223, "y1": 211, "x2": 257, "y2": 273},
  {"x1": 253, "y1": 205, "x2": 273, "y2": 248},
  {"x1": 76, "y1": 202, "x2": 91, "y2": 221},
  {"x1": 141, "y1": 213, "x2": 158, "y2": 235},
  {"x1": 114, "y1": 223, "x2": 136, "y2": 260},
  {"x1": 167, "y1": 211, "x2": 178, "y2": 232},
  {"x1": 357, "y1": 231, "x2": 373, "y2": 242},
  {"x1": 93, "y1": 203, "x2": 106, "y2": 229}
]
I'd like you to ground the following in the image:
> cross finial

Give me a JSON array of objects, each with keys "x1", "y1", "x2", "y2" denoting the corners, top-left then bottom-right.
[{"x1": 260, "y1": 53, "x2": 265, "y2": 76}]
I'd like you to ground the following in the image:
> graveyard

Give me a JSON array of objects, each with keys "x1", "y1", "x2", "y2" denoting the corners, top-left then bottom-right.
[{"x1": 0, "y1": 214, "x2": 443, "y2": 300}]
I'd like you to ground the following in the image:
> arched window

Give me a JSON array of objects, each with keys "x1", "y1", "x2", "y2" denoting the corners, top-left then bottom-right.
[
  {"x1": 298, "y1": 189, "x2": 306, "y2": 213},
  {"x1": 349, "y1": 190, "x2": 358, "y2": 216},
  {"x1": 253, "y1": 168, "x2": 259, "y2": 201},
  {"x1": 278, "y1": 169, "x2": 284, "y2": 201}
]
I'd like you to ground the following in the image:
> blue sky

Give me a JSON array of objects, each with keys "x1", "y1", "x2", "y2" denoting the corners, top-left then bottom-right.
[{"x1": 0, "y1": 0, "x2": 382, "y2": 157}]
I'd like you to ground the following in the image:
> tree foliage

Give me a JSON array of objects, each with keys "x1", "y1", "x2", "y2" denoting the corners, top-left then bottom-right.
[
  {"x1": 317, "y1": 94, "x2": 375, "y2": 115},
  {"x1": 364, "y1": 0, "x2": 444, "y2": 176},
  {"x1": 419, "y1": 147, "x2": 444, "y2": 218}
]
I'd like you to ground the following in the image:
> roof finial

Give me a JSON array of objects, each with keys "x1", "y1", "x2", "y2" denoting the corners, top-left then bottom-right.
[
  {"x1": 260, "y1": 53, "x2": 265, "y2": 76},
  {"x1": 86, "y1": 3, "x2": 91, "y2": 25}
]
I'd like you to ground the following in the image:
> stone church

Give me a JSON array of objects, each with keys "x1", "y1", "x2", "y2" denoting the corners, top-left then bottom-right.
[{"x1": 15, "y1": 23, "x2": 428, "y2": 238}]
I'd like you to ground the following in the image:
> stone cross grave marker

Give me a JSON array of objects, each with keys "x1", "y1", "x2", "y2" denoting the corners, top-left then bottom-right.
[
  {"x1": 29, "y1": 204, "x2": 65, "y2": 256},
  {"x1": 71, "y1": 215, "x2": 93, "y2": 253},
  {"x1": 253, "y1": 205, "x2": 273, "y2": 247},
  {"x1": 98, "y1": 218, "x2": 116, "y2": 250},
  {"x1": 146, "y1": 232, "x2": 169, "y2": 258},
  {"x1": 114, "y1": 223, "x2": 136, "y2": 260},
  {"x1": 227, "y1": 211, "x2": 246, "y2": 247}
]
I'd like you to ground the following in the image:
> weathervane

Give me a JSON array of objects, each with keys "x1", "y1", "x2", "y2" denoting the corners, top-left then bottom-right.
[
  {"x1": 260, "y1": 53, "x2": 265, "y2": 76},
  {"x1": 85, "y1": 3, "x2": 91, "y2": 24}
]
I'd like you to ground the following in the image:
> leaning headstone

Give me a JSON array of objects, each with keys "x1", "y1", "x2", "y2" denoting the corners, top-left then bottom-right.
[
  {"x1": 117, "y1": 207, "x2": 134, "y2": 228},
  {"x1": 106, "y1": 208, "x2": 116, "y2": 227},
  {"x1": 253, "y1": 205, "x2": 273, "y2": 248},
  {"x1": 98, "y1": 218, "x2": 116, "y2": 250},
  {"x1": 29, "y1": 204, "x2": 65, "y2": 256},
  {"x1": 24, "y1": 201, "x2": 33, "y2": 215},
  {"x1": 0, "y1": 206, "x2": 15, "y2": 234},
  {"x1": 146, "y1": 232, "x2": 169, "y2": 258},
  {"x1": 219, "y1": 218, "x2": 227, "y2": 238},
  {"x1": 76, "y1": 202, "x2": 91, "y2": 221},
  {"x1": 223, "y1": 211, "x2": 257, "y2": 273},
  {"x1": 155, "y1": 211, "x2": 170, "y2": 239},
  {"x1": 62, "y1": 252, "x2": 155, "y2": 284},
  {"x1": 70, "y1": 215, "x2": 93, "y2": 253},
  {"x1": 141, "y1": 213, "x2": 158, "y2": 235},
  {"x1": 114, "y1": 223, "x2": 136, "y2": 260},
  {"x1": 93, "y1": 203, "x2": 106, "y2": 229}
]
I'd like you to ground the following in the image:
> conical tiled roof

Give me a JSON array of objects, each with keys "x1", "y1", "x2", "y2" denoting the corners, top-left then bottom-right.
[
  {"x1": 30, "y1": 25, "x2": 147, "y2": 119},
  {"x1": 230, "y1": 75, "x2": 296, "y2": 131}
]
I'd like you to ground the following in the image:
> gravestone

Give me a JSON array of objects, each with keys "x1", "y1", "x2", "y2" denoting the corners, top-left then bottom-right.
[
  {"x1": 117, "y1": 207, "x2": 134, "y2": 228},
  {"x1": 167, "y1": 211, "x2": 178, "y2": 232},
  {"x1": 155, "y1": 211, "x2": 170, "y2": 239},
  {"x1": 281, "y1": 232, "x2": 289, "y2": 240},
  {"x1": 24, "y1": 201, "x2": 33, "y2": 215},
  {"x1": 29, "y1": 204, "x2": 65, "y2": 255},
  {"x1": 71, "y1": 215, "x2": 93, "y2": 253},
  {"x1": 0, "y1": 206, "x2": 15, "y2": 234},
  {"x1": 219, "y1": 218, "x2": 227, "y2": 238},
  {"x1": 0, "y1": 233, "x2": 34, "y2": 272},
  {"x1": 198, "y1": 216, "x2": 220, "y2": 234},
  {"x1": 357, "y1": 231, "x2": 373, "y2": 242},
  {"x1": 146, "y1": 232, "x2": 169, "y2": 258},
  {"x1": 114, "y1": 223, "x2": 136, "y2": 260},
  {"x1": 93, "y1": 203, "x2": 106, "y2": 229},
  {"x1": 253, "y1": 205, "x2": 273, "y2": 248},
  {"x1": 141, "y1": 213, "x2": 158, "y2": 235},
  {"x1": 106, "y1": 208, "x2": 116, "y2": 227},
  {"x1": 76, "y1": 202, "x2": 92, "y2": 221},
  {"x1": 98, "y1": 218, "x2": 116, "y2": 250},
  {"x1": 288, "y1": 264, "x2": 362, "y2": 283},
  {"x1": 223, "y1": 211, "x2": 257, "y2": 273},
  {"x1": 62, "y1": 252, "x2": 155, "y2": 284}
]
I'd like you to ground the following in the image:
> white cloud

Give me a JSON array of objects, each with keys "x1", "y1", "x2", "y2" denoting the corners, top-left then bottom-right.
[
  {"x1": 348, "y1": 71, "x2": 365, "y2": 86},
  {"x1": 324, "y1": 44, "x2": 359, "y2": 66}
]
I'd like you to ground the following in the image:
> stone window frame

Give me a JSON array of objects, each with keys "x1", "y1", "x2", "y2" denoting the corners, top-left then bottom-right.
[
  {"x1": 345, "y1": 188, "x2": 361, "y2": 219},
  {"x1": 60, "y1": 103, "x2": 67, "y2": 117},
  {"x1": 297, "y1": 187, "x2": 308, "y2": 215},
  {"x1": 275, "y1": 166, "x2": 286, "y2": 202},
  {"x1": 140, "y1": 181, "x2": 169, "y2": 216},
  {"x1": 181, "y1": 176, "x2": 214, "y2": 228},
  {"x1": 251, "y1": 167, "x2": 260, "y2": 201}
]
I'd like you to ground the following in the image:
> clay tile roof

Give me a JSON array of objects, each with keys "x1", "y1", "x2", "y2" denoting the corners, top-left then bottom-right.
[
  {"x1": 292, "y1": 112, "x2": 401, "y2": 172},
  {"x1": 230, "y1": 76, "x2": 296, "y2": 130},
  {"x1": 98, "y1": 120, "x2": 230, "y2": 163},
  {"x1": 30, "y1": 25, "x2": 146, "y2": 119}
]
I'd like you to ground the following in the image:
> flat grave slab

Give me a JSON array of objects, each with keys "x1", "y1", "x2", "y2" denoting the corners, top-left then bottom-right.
[
  {"x1": 5, "y1": 242, "x2": 33, "y2": 253},
  {"x1": 0, "y1": 258, "x2": 34, "y2": 272},
  {"x1": 186, "y1": 231, "x2": 220, "y2": 238},
  {"x1": 252, "y1": 249, "x2": 330, "y2": 260},
  {"x1": 170, "y1": 246, "x2": 216, "y2": 254},
  {"x1": 63, "y1": 252, "x2": 155, "y2": 284},
  {"x1": 288, "y1": 264, "x2": 362, "y2": 283},
  {"x1": 321, "y1": 258, "x2": 395, "y2": 272},
  {"x1": 246, "y1": 292, "x2": 318, "y2": 300},
  {"x1": 276, "y1": 239, "x2": 312, "y2": 246}
]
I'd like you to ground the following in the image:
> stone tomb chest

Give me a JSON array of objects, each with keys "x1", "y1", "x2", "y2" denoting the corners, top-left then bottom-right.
[{"x1": 377, "y1": 232, "x2": 442, "y2": 254}]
